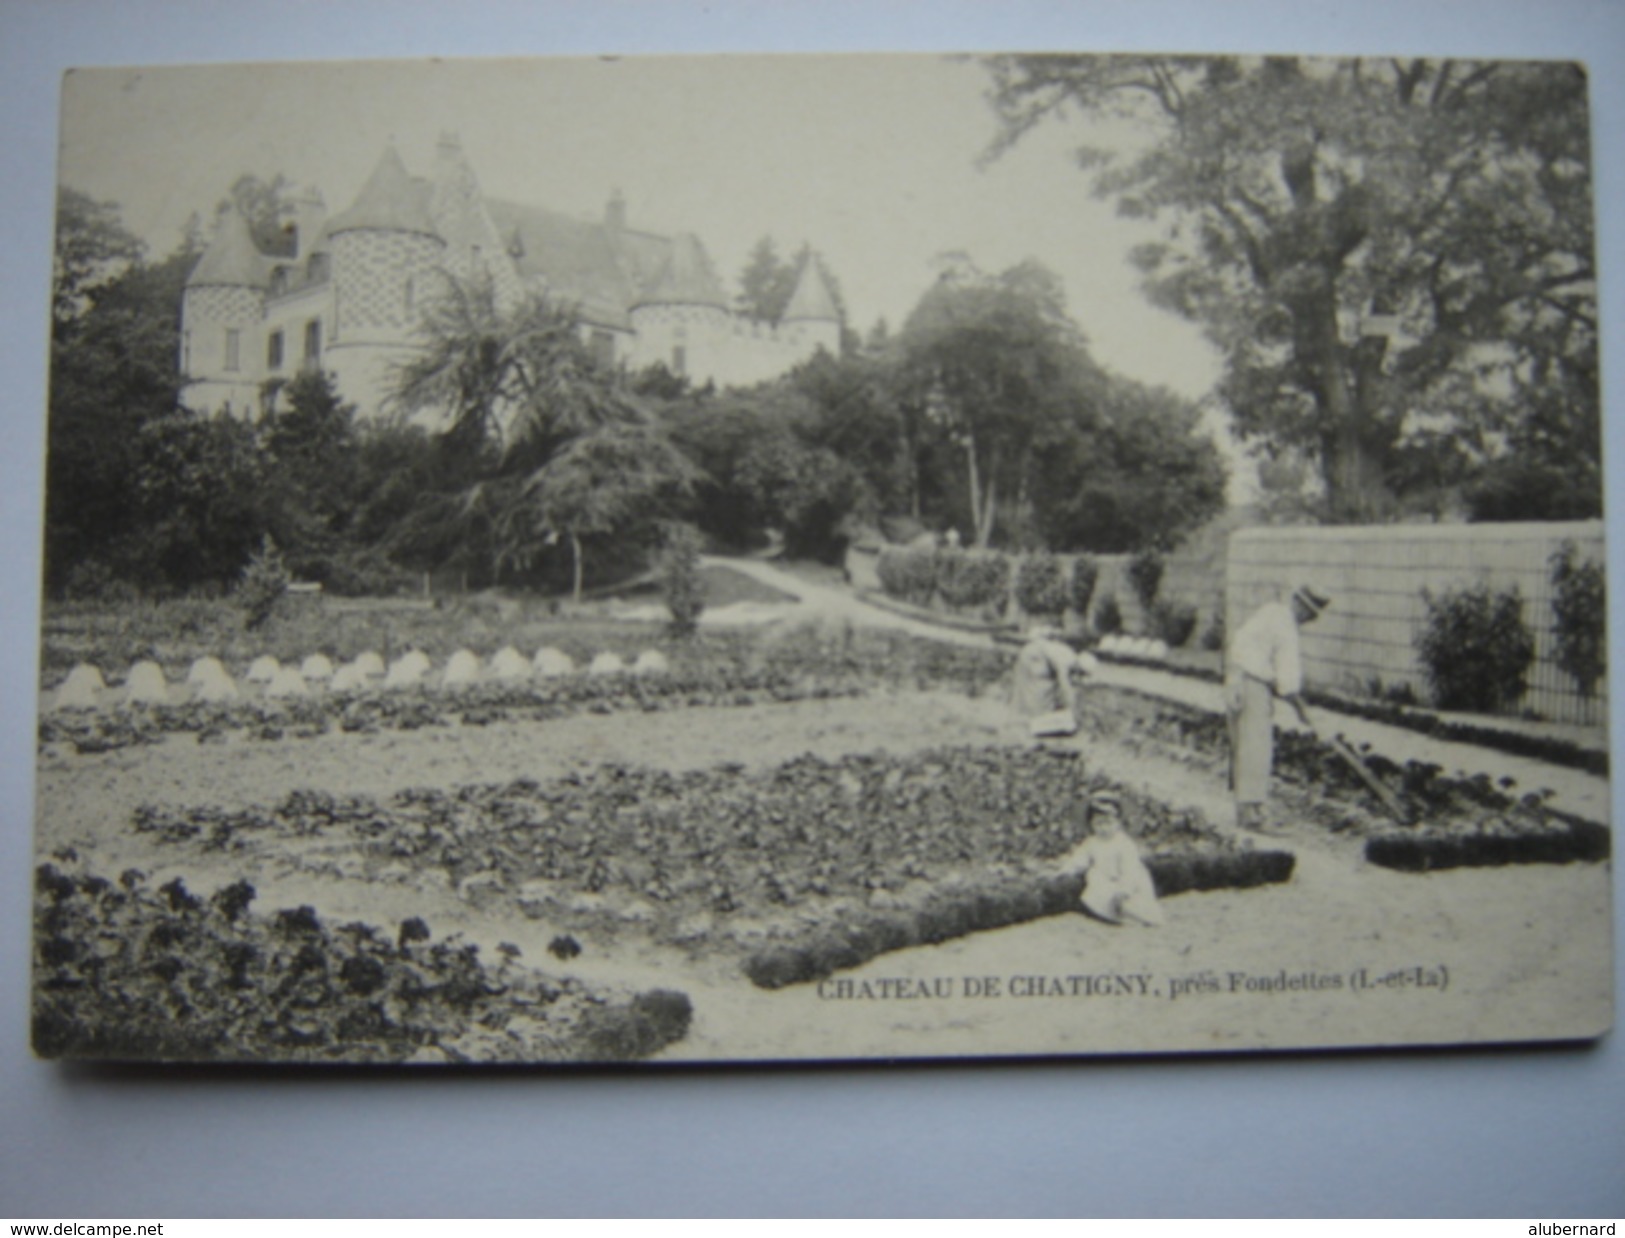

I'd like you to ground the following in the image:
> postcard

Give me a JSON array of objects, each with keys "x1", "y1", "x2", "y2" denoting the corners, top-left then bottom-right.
[{"x1": 33, "y1": 53, "x2": 1611, "y2": 1063}]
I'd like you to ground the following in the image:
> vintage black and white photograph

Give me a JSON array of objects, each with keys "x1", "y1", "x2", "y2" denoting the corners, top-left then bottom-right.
[{"x1": 33, "y1": 52, "x2": 1611, "y2": 1065}]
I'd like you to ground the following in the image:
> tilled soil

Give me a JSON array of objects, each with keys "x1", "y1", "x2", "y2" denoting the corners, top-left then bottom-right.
[{"x1": 33, "y1": 686, "x2": 1614, "y2": 1061}]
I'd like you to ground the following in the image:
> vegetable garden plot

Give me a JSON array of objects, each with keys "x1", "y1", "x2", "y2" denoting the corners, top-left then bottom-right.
[
  {"x1": 33, "y1": 857, "x2": 691, "y2": 1063},
  {"x1": 1071, "y1": 687, "x2": 1610, "y2": 869},
  {"x1": 122, "y1": 744, "x2": 1292, "y2": 987}
]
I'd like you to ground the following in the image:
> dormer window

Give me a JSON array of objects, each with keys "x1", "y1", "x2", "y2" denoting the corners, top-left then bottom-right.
[{"x1": 268, "y1": 330, "x2": 285, "y2": 371}]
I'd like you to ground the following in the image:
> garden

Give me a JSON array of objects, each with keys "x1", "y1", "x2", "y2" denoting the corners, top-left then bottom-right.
[{"x1": 32, "y1": 577, "x2": 1613, "y2": 1063}]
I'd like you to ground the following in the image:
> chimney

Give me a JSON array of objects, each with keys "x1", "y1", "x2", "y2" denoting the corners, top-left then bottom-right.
[{"x1": 291, "y1": 186, "x2": 326, "y2": 261}]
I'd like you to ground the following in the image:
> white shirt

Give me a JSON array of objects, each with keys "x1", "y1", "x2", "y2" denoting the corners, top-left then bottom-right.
[{"x1": 1226, "y1": 600, "x2": 1302, "y2": 696}]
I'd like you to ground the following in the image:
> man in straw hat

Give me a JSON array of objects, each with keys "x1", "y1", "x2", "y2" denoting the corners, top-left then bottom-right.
[{"x1": 1224, "y1": 585, "x2": 1330, "y2": 832}]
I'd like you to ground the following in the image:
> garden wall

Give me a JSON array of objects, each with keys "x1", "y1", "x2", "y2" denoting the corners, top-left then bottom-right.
[{"x1": 1226, "y1": 521, "x2": 1606, "y2": 725}]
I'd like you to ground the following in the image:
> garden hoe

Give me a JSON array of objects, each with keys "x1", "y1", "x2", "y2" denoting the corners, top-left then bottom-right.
[{"x1": 1291, "y1": 700, "x2": 1415, "y2": 825}]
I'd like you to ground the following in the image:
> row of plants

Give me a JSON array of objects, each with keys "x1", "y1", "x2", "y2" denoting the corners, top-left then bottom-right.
[
  {"x1": 1088, "y1": 646, "x2": 1608, "y2": 775},
  {"x1": 1072, "y1": 686, "x2": 1608, "y2": 866},
  {"x1": 39, "y1": 629, "x2": 1017, "y2": 753},
  {"x1": 33, "y1": 856, "x2": 691, "y2": 1063}
]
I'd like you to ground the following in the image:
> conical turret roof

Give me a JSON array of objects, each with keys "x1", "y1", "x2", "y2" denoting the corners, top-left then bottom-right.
[
  {"x1": 326, "y1": 145, "x2": 439, "y2": 238},
  {"x1": 635, "y1": 233, "x2": 727, "y2": 309},
  {"x1": 782, "y1": 254, "x2": 841, "y2": 323},
  {"x1": 186, "y1": 209, "x2": 271, "y2": 288}
]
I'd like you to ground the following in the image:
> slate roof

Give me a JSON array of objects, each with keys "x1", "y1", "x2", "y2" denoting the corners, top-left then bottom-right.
[
  {"x1": 185, "y1": 208, "x2": 273, "y2": 289},
  {"x1": 782, "y1": 256, "x2": 841, "y2": 322},
  {"x1": 324, "y1": 145, "x2": 438, "y2": 238},
  {"x1": 634, "y1": 233, "x2": 729, "y2": 311}
]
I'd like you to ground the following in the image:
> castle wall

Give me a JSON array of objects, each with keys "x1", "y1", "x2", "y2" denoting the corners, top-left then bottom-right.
[
  {"x1": 180, "y1": 284, "x2": 266, "y2": 415},
  {"x1": 629, "y1": 303, "x2": 837, "y2": 388}
]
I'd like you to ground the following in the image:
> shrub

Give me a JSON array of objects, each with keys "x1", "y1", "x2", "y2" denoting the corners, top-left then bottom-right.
[
  {"x1": 1550, "y1": 541, "x2": 1607, "y2": 699},
  {"x1": 876, "y1": 546, "x2": 936, "y2": 606},
  {"x1": 1200, "y1": 611, "x2": 1226, "y2": 652},
  {"x1": 236, "y1": 535, "x2": 291, "y2": 631},
  {"x1": 1128, "y1": 550, "x2": 1165, "y2": 610},
  {"x1": 1093, "y1": 592, "x2": 1123, "y2": 636},
  {"x1": 1151, "y1": 599, "x2": 1199, "y2": 648},
  {"x1": 1014, "y1": 554, "x2": 1068, "y2": 619},
  {"x1": 1069, "y1": 556, "x2": 1099, "y2": 617},
  {"x1": 1415, "y1": 583, "x2": 1536, "y2": 713},
  {"x1": 936, "y1": 549, "x2": 1010, "y2": 615},
  {"x1": 658, "y1": 523, "x2": 706, "y2": 638}
]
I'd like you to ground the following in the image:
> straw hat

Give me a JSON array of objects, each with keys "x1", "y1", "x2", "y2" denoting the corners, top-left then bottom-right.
[{"x1": 1292, "y1": 585, "x2": 1331, "y2": 618}]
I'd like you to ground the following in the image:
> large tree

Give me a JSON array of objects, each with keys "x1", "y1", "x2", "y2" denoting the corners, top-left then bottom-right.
[
  {"x1": 895, "y1": 257, "x2": 1101, "y2": 547},
  {"x1": 981, "y1": 55, "x2": 1597, "y2": 522},
  {"x1": 389, "y1": 272, "x2": 691, "y2": 588}
]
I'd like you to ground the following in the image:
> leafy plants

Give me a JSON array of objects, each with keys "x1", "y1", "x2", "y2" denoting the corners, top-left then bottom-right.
[
  {"x1": 1415, "y1": 583, "x2": 1536, "y2": 713},
  {"x1": 1550, "y1": 541, "x2": 1606, "y2": 700},
  {"x1": 235, "y1": 535, "x2": 291, "y2": 631},
  {"x1": 1014, "y1": 553, "x2": 1068, "y2": 620},
  {"x1": 658, "y1": 522, "x2": 706, "y2": 637},
  {"x1": 32, "y1": 860, "x2": 691, "y2": 1062}
]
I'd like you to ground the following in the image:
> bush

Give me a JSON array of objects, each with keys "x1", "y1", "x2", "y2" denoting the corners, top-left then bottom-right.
[
  {"x1": 1415, "y1": 583, "x2": 1536, "y2": 713},
  {"x1": 1093, "y1": 592, "x2": 1123, "y2": 636},
  {"x1": 236, "y1": 535, "x2": 291, "y2": 631},
  {"x1": 658, "y1": 523, "x2": 706, "y2": 638},
  {"x1": 1200, "y1": 611, "x2": 1226, "y2": 652},
  {"x1": 1014, "y1": 554, "x2": 1068, "y2": 619},
  {"x1": 1151, "y1": 599, "x2": 1199, "y2": 648},
  {"x1": 935, "y1": 549, "x2": 1010, "y2": 614},
  {"x1": 1550, "y1": 541, "x2": 1607, "y2": 699},
  {"x1": 876, "y1": 546, "x2": 936, "y2": 606},
  {"x1": 1069, "y1": 556, "x2": 1099, "y2": 617},
  {"x1": 1128, "y1": 550, "x2": 1165, "y2": 610}
]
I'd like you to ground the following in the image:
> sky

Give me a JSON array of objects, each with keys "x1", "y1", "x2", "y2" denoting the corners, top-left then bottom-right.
[{"x1": 56, "y1": 54, "x2": 1225, "y2": 405}]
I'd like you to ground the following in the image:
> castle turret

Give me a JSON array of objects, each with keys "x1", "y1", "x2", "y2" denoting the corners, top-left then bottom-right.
[
  {"x1": 323, "y1": 144, "x2": 446, "y2": 413},
  {"x1": 180, "y1": 207, "x2": 271, "y2": 415},
  {"x1": 427, "y1": 131, "x2": 524, "y2": 308},
  {"x1": 781, "y1": 252, "x2": 842, "y2": 356},
  {"x1": 630, "y1": 233, "x2": 730, "y2": 381}
]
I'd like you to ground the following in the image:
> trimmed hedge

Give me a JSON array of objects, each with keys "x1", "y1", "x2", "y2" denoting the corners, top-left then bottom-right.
[
  {"x1": 935, "y1": 548, "x2": 1011, "y2": 613},
  {"x1": 1015, "y1": 554, "x2": 1069, "y2": 618},
  {"x1": 743, "y1": 849, "x2": 1296, "y2": 989},
  {"x1": 1365, "y1": 820, "x2": 1610, "y2": 872}
]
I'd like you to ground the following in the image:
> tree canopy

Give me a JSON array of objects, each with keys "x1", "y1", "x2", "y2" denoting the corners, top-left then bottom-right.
[{"x1": 981, "y1": 55, "x2": 1598, "y2": 522}]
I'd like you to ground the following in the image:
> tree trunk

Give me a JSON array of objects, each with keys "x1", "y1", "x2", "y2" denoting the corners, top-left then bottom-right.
[
  {"x1": 1307, "y1": 288, "x2": 1394, "y2": 523},
  {"x1": 964, "y1": 433, "x2": 983, "y2": 544},
  {"x1": 570, "y1": 531, "x2": 583, "y2": 604}
]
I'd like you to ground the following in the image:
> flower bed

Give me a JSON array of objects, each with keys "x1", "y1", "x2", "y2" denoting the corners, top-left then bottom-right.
[
  {"x1": 123, "y1": 744, "x2": 1274, "y2": 982},
  {"x1": 33, "y1": 858, "x2": 691, "y2": 1063}
]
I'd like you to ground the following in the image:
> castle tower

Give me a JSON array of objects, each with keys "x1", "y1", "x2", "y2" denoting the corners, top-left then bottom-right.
[
  {"x1": 426, "y1": 131, "x2": 525, "y2": 309},
  {"x1": 780, "y1": 253, "x2": 842, "y2": 358},
  {"x1": 180, "y1": 207, "x2": 271, "y2": 416},
  {"x1": 629, "y1": 232, "x2": 730, "y2": 382},
  {"x1": 323, "y1": 144, "x2": 446, "y2": 414}
]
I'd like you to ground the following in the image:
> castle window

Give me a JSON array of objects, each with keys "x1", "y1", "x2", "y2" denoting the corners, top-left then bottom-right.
[
  {"x1": 303, "y1": 319, "x2": 322, "y2": 369},
  {"x1": 589, "y1": 330, "x2": 614, "y2": 369},
  {"x1": 307, "y1": 252, "x2": 329, "y2": 283},
  {"x1": 267, "y1": 330, "x2": 285, "y2": 371},
  {"x1": 224, "y1": 329, "x2": 241, "y2": 372},
  {"x1": 671, "y1": 345, "x2": 687, "y2": 376}
]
